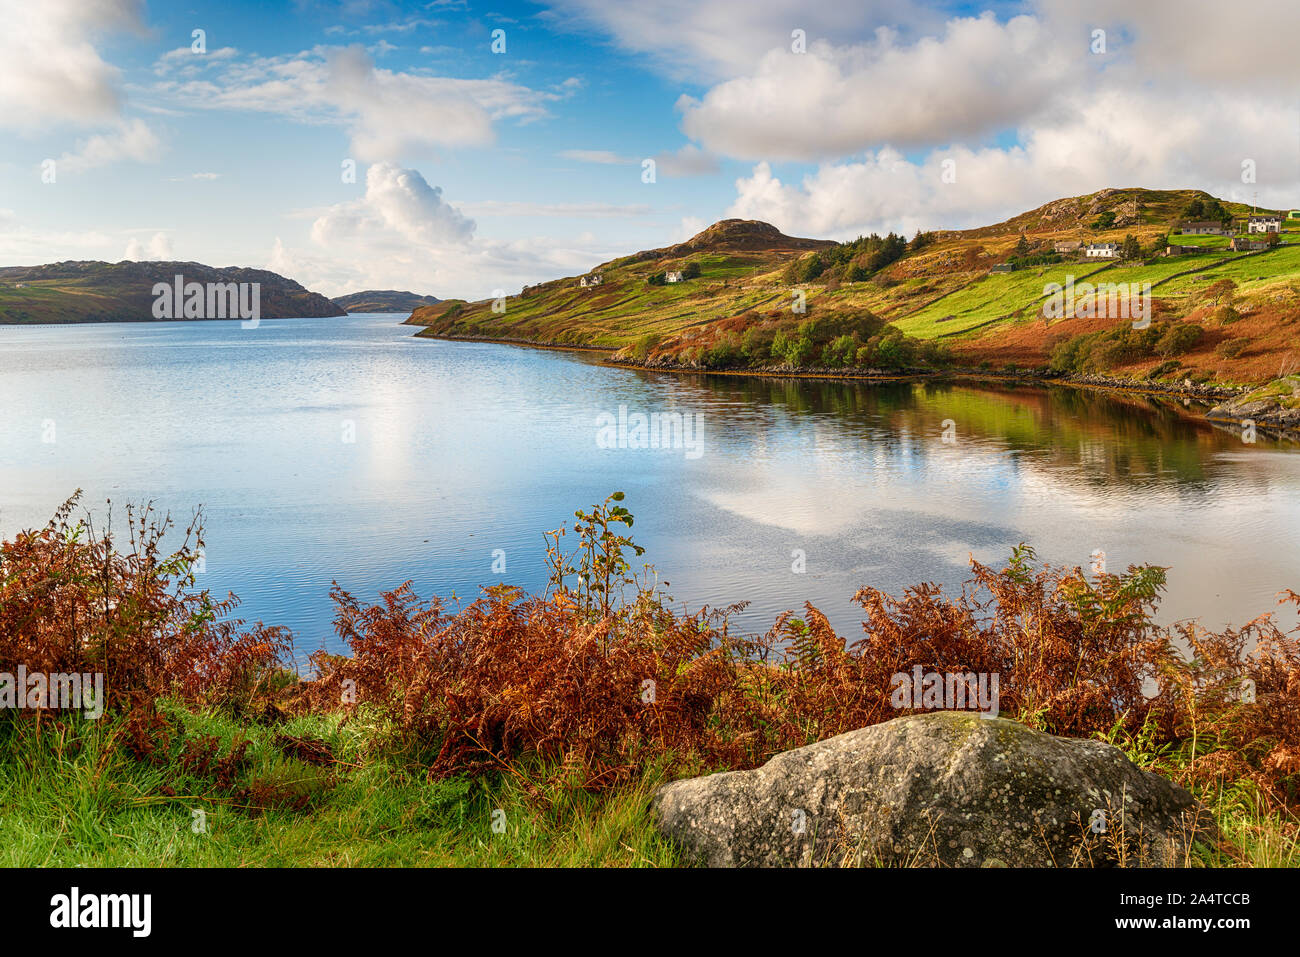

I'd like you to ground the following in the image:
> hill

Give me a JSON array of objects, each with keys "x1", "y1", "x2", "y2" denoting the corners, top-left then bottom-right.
[
  {"x1": 0, "y1": 260, "x2": 344, "y2": 324},
  {"x1": 406, "y1": 189, "x2": 1300, "y2": 403},
  {"x1": 332, "y1": 289, "x2": 441, "y2": 314}
]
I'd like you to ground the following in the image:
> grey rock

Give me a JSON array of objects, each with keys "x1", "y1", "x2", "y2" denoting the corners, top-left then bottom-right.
[{"x1": 653, "y1": 712, "x2": 1213, "y2": 867}]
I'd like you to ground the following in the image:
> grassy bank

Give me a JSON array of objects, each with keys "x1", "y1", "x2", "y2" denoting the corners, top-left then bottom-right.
[
  {"x1": 3, "y1": 492, "x2": 1299, "y2": 867},
  {"x1": 3, "y1": 702, "x2": 1296, "y2": 867},
  {"x1": 0, "y1": 704, "x2": 680, "y2": 867}
]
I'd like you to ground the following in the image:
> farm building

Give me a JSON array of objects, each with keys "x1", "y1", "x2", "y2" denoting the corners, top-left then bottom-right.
[
  {"x1": 1164, "y1": 244, "x2": 1201, "y2": 256},
  {"x1": 578, "y1": 274, "x2": 603, "y2": 288},
  {"x1": 1053, "y1": 240, "x2": 1082, "y2": 253},
  {"x1": 1230, "y1": 237, "x2": 1269, "y2": 251},
  {"x1": 1179, "y1": 221, "x2": 1230, "y2": 235},
  {"x1": 665, "y1": 270, "x2": 684, "y2": 283}
]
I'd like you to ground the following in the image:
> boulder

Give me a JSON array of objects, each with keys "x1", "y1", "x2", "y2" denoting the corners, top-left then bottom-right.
[{"x1": 653, "y1": 712, "x2": 1213, "y2": 867}]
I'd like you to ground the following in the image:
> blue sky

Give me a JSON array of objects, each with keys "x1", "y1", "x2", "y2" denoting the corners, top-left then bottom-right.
[{"x1": 2, "y1": 0, "x2": 1298, "y2": 298}]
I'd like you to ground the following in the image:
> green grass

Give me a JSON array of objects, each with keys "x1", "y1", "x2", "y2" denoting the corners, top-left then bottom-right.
[
  {"x1": 1168, "y1": 233, "x2": 1232, "y2": 248},
  {"x1": 1105, "y1": 717, "x2": 1300, "y2": 868},
  {"x1": 0, "y1": 706, "x2": 681, "y2": 867},
  {"x1": 1234, "y1": 374, "x2": 1300, "y2": 410},
  {"x1": 5, "y1": 701, "x2": 1297, "y2": 867},
  {"x1": 893, "y1": 263, "x2": 1119, "y2": 337},
  {"x1": 1156, "y1": 244, "x2": 1300, "y2": 294}
]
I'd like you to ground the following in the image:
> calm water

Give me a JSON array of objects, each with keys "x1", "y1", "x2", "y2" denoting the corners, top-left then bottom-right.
[{"x1": 2, "y1": 314, "x2": 1297, "y2": 665}]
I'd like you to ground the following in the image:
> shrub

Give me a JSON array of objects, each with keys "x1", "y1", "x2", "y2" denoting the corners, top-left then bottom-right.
[
  {"x1": 1155, "y1": 322, "x2": 1204, "y2": 357},
  {"x1": 1216, "y1": 337, "x2": 1251, "y2": 359},
  {"x1": 821, "y1": 334, "x2": 857, "y2": 368},
  {"x1": 0, "y1": 494, "x2": 291, "y2": 716},
  {"x1": 306, "y1": 501, "x2": 1300, "y2": 806}
]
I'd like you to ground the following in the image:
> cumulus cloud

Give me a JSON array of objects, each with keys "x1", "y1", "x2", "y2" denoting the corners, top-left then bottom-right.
[
  {"x1": 726, "y1": 81, "x2": 1300, "y2": 240},
  {"x1": 679, "y1": 14, "x2": 1065, "y2": 161},
  {"x1": 124, "y1": 231, "x2": 173, "y2": 261},
  {"x1": 0, "y1": 0, "x2": 144, "y2": 131},
  {"x1": 312, "y1": 162, "x2": 476, "y2": 246},
  {"x1": 154, "y1": 45, "x2": 555, "y2": 162},
  {"x1": 286, "y1": 162, "x2": 631, "y2": 298},
  {"x1": 547, "y1": 0, "x2": 1300, "y2": 238}
]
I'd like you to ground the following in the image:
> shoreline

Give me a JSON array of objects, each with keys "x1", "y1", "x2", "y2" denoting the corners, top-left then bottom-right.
[{"x1": 405, "y1": 326, "x2": 1297, "y2": 438}]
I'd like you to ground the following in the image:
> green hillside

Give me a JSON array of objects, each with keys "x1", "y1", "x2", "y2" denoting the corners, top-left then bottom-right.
[{"x1": 407, "y1": 188, "x2": 1300, "y2": 392}]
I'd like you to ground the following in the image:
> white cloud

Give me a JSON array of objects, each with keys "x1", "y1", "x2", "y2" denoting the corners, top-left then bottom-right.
[
  {"x1": 124, "y1": 231, "x2": 173, "y2": 261},
  {"x1": 154, "y1": 45, "x2": 555, "y2": 162},
  {"x1": 0, "y1": 0, "x2": 144, "y2": 131},
  {"x1": 285, "y1": 163, "x2": 630, "y2": 298},
  {"x1": 57, "y1": 118, "x2": 162, "y2": 174},
  {"x1": 558, "y1": 149, "x2": 633, "y2": 165},
  {"x1": 541, "y1": 0, "x2": 940, "y2": 82},
  {"x1": 726, "y1": 81, "x2": 1300, "y2": 240},
  {"x1": 312, "y1": 162, "x2": 476, "y2": 246},
  {"x1": 674, "y1": 0, "x2": 1300, "y2": 236},
  {"x1": 679, "y1": 14, "x2": 1065, "y2": 161}
]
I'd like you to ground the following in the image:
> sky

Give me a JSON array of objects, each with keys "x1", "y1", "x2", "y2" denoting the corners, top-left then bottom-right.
[{"x1": 2, "y1": 0, "x2": 1299, "y2": 299}]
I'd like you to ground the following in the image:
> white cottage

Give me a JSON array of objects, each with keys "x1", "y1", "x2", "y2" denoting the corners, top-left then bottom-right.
[
  {"x1": 1084, "y1": 243, "x2": 1119, "y2": 259},
  {"x1": 1248, "y1": 215, "x2": 1282, "y2": 234}
]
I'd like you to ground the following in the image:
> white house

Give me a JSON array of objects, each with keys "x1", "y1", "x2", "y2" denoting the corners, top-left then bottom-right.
[
  {"x1": 665, "y1": 270, "x2": 684, "y2": 283},
  {"x1": 578, "y1": 274, "x2": 603, "y2": 288},
  {"x1": 1248, "y1": 215, "x2": 1282, "y2": 234},
  {"x1": 1084, "y1": 243, "x2": 1120, "y2": 259}
]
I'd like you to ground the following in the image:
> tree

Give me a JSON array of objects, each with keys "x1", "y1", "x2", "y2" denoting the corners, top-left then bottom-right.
[
  {"x1": 1121, "y1": 234, "x2": 1143, "y2": 261},
  {"x1": 1091, "y1": 211, "x2": 1117, "y2": 231},
  {"x1": 1014, "y1": 233, "x2": 1030, "y2": 257}
]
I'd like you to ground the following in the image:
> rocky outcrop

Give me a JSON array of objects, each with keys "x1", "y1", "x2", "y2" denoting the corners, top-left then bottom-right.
[
  {"x1": 654, "y1": 712, "x2": 1213, "y2": 867},
  {"x1": 1208, "y1": 401, "x2": 1300, "y2": 437}
]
